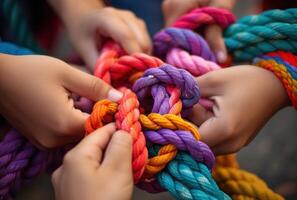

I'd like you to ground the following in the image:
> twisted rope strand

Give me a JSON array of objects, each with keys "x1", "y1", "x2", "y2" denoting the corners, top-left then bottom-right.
[{"x1": 173, "y1": 7, "x2": 236, "y2": 30}]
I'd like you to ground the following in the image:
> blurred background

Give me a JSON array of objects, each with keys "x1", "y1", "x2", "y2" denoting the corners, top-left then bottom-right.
[{"x1": 8, "y1": 0, "x2": 297, "y2": 199}]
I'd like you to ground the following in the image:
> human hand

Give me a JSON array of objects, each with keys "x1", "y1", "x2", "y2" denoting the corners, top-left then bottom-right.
[
  {"x1": 190, "y1": 66, "x2": 289, "y2": 154},
  {"x1": 52, "y1": 123, "x2": 133, "y2": 200},
  {"x1": 0, "y1": 54, "x2": 122, "y2": 148},
  {"x1": 162, "y1": 0, "x2": 236, "y2": 63},
  {"x1": 49, "y1": 0, "x2": 151, "y2": 70}
]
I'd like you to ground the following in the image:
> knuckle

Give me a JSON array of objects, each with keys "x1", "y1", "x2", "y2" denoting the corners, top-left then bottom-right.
[
  {"x1": 138, "y1": 19, "x2": 146, "y2": 27},
  {"x1": 121, "y1": 31, "x2": 134, "y2": 41},
  {"x1": 229, "y1": 141, "x2": 245, "y2": 154},
  {"x1": 63, "y1": 151, "x2": 77, "y2": 165},
  {"x1": 51, "y1": 170, "x2": 59, "y2": 185},
  {"x1": 90, "y1": 77, "x2": 102, "y2": 96},
  {"x1": 103, "y1": 7, "x2": 115, "y2": 13}
]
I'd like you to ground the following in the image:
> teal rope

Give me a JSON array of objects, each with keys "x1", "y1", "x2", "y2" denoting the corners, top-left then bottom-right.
[
  {"x1": 150, "y1": 146, "x2": 230, "y2": 200},
  {"x1": 224, "y1": 8, "x2": 297, "y2": 61},
  {"x1": 1, "y1": 0, "x2": 44, "y2": 53}
]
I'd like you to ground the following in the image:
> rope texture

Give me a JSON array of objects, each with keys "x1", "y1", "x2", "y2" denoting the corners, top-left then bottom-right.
[
  {"x1": 0, "y1": 6, "x2": 294, "y2": 200},
  {"x1": 224, "y1": 8, "x2": 297, "y2": 61},
  {"x1": 254, "y1": 51, "x2": 297, "y2": 109}
]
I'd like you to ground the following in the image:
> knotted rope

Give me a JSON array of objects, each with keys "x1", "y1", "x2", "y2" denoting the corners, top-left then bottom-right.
[{"x1": 0, "y1": 6, "x2": 295, "y2": 200}]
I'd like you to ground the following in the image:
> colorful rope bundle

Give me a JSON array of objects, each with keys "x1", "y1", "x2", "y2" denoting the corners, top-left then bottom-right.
[
  {"x1": 224, "y1": 8, "x2": 297, "y2": 61},
  {"x1": 254, "y1": 51, "x2": 297, "y2": 109},
  {"x1": 0, "y1": 6, "x2": 296, "y2": 200}
]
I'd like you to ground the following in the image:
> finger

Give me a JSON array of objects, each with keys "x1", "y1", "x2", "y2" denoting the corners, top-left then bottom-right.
[
  {"x1": 136, "y1": 19, "x2": 152, "y2": 54},
  {"x1": 63, "y1": 66, "x2": 123, "y2": 102},
  {"x1": 102, "y1": 130, "x2": 132, "y2": 172},
  {"x1": 71, "y1": 123, "x2": 116, "y2": 164},
  {"x1": 119, "y1": 12, "x2": 152, "y2": 54},
  {"x1": 98, "y1": 13, "x2": 142, "y2": 54},
  {"x1": 73, "y1": 37, "x2": 100, "y2": 71},
  {"x1": 204, "y1": 25, "x2": 227, "y2": 63}
]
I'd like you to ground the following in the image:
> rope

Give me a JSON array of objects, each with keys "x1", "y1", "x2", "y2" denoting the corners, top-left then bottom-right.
[
  {"x1": 224, "y1": 8, "x2": 297, "y2": 61},
  {"x1": 172, "y1": 7, "x2": 236, "y2": 30},
  {"x1": 0, "y1": 6, "x2": 294, "y2": 200},
  {"x1": 254, "y1": 51, "x2": 297, "y2": 109}
]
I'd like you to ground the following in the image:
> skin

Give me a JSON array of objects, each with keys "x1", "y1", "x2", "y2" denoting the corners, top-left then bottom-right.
[
  {"x1": 52, "y1": 123, "x2": 133, "y2": 200},
  {"x1": 190, "y1": 66, "x2": 289, "y2": 155},
  {"x1": 162, "y1": 0, "x2": 237, "y2": 63},
  {"x1": 48, "y1": 0, "x2": 152, "y2": 71},
  {"x1": 0, "y1": 54, "x2": 122, "y2": 149}
]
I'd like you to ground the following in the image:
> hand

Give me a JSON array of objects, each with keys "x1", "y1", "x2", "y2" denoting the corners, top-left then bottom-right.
[
  {"x1": 52, "y1": 123, "x2": 133, "y2": 200},
  {"x1": 0, "y1": 54, "x2": 122, "y2": 149},
  {"x1": 49, "y1": 0, "x2": 151, "y2": 70},
  {"x1": 190, "y1": 66, "x2": 289, "y2": 154},
  {"x1": 162, "y1": 0, "x2": 236, "y2": 63}
]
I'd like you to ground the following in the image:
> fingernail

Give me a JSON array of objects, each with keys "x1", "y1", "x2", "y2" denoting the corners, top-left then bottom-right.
[
  {"x1": 107, "y1": 89, "x2": 123, "y2": 102},
  {"x1": 216, "y1": 51, "x2": 227, "y2": 63}
]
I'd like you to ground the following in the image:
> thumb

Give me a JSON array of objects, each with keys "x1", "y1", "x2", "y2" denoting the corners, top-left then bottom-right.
[
  {"x1": 63, "y1": 66, "x2": 123, "y2": 102},
  {"x1": 102, "y1": 131, "x2": 132, "y2": 172}
]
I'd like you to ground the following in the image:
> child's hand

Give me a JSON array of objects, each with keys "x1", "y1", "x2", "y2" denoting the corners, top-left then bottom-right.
[
  {"x1": 0, "y1": 54, "x2": 122, "y2": 149},
  {"x1": 162, "y1": 0, "x2": 236, "y2": 63},
  {"x1": 52, "y1": 123, "x2": 133, "y2": 200},
  {"x1": 49, "y1": 0, "x2": 151, "y2": 70},
  {"x1": 190, "y1": 66, "x2": 289, "y2": 154}
]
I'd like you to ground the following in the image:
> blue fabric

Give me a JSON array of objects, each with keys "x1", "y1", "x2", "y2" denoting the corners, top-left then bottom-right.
[
  {"x1": 109, "y1": 0, "x2": 164, "y2": 36},
  {"x1": 0, "y1": 42, "x2": 33, "y2": 55}
]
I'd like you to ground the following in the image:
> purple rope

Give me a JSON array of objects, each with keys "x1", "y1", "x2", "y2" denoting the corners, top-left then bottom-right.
[
  {"x1": 154, "y1": 27, "x2": 216, "y2": 62},
  {"x1": 133, "y1": 64, "x2": 200, "y2": 109},
  {"x1": 0, "y1": 96, "x2": 92, "y2": 198},
  {"x1": 144, "y1": 129, "x2": 215, "y2": 170}
]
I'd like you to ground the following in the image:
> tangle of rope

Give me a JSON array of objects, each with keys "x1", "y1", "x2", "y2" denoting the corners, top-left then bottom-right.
[
  {"x1": 0, "y1": 6, "x2": 292, "y2": 198},
  {"x1": 169, "y1": 7, "x2": 286, "y2": 200}
]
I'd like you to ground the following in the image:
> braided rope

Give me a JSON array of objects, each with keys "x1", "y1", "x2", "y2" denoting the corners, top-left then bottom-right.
[
  {"x1": 172, "y1": 7, "x2": 236, "y2": 30},
  {"x1": 254, "y1": 51, "x2": 297, "y2": 109},
  {"x1": 171, "y1": 7, "x2": 286, "y2": 200},
  {"x1": 154, "y1": 27, "x2": 216, "y2": 61},
  {"x1": 224, "y1": 8, "x2": 297, "y2": 61},
  {"x1": 0, "y1": 6, "x2": 294, "y2": 200},
  {"x1": 150, "y1": 146, "x2": 230, "y2": 200},
  {"x1": 85, "y1": 89, "x2": 148, "y2": 183}
]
